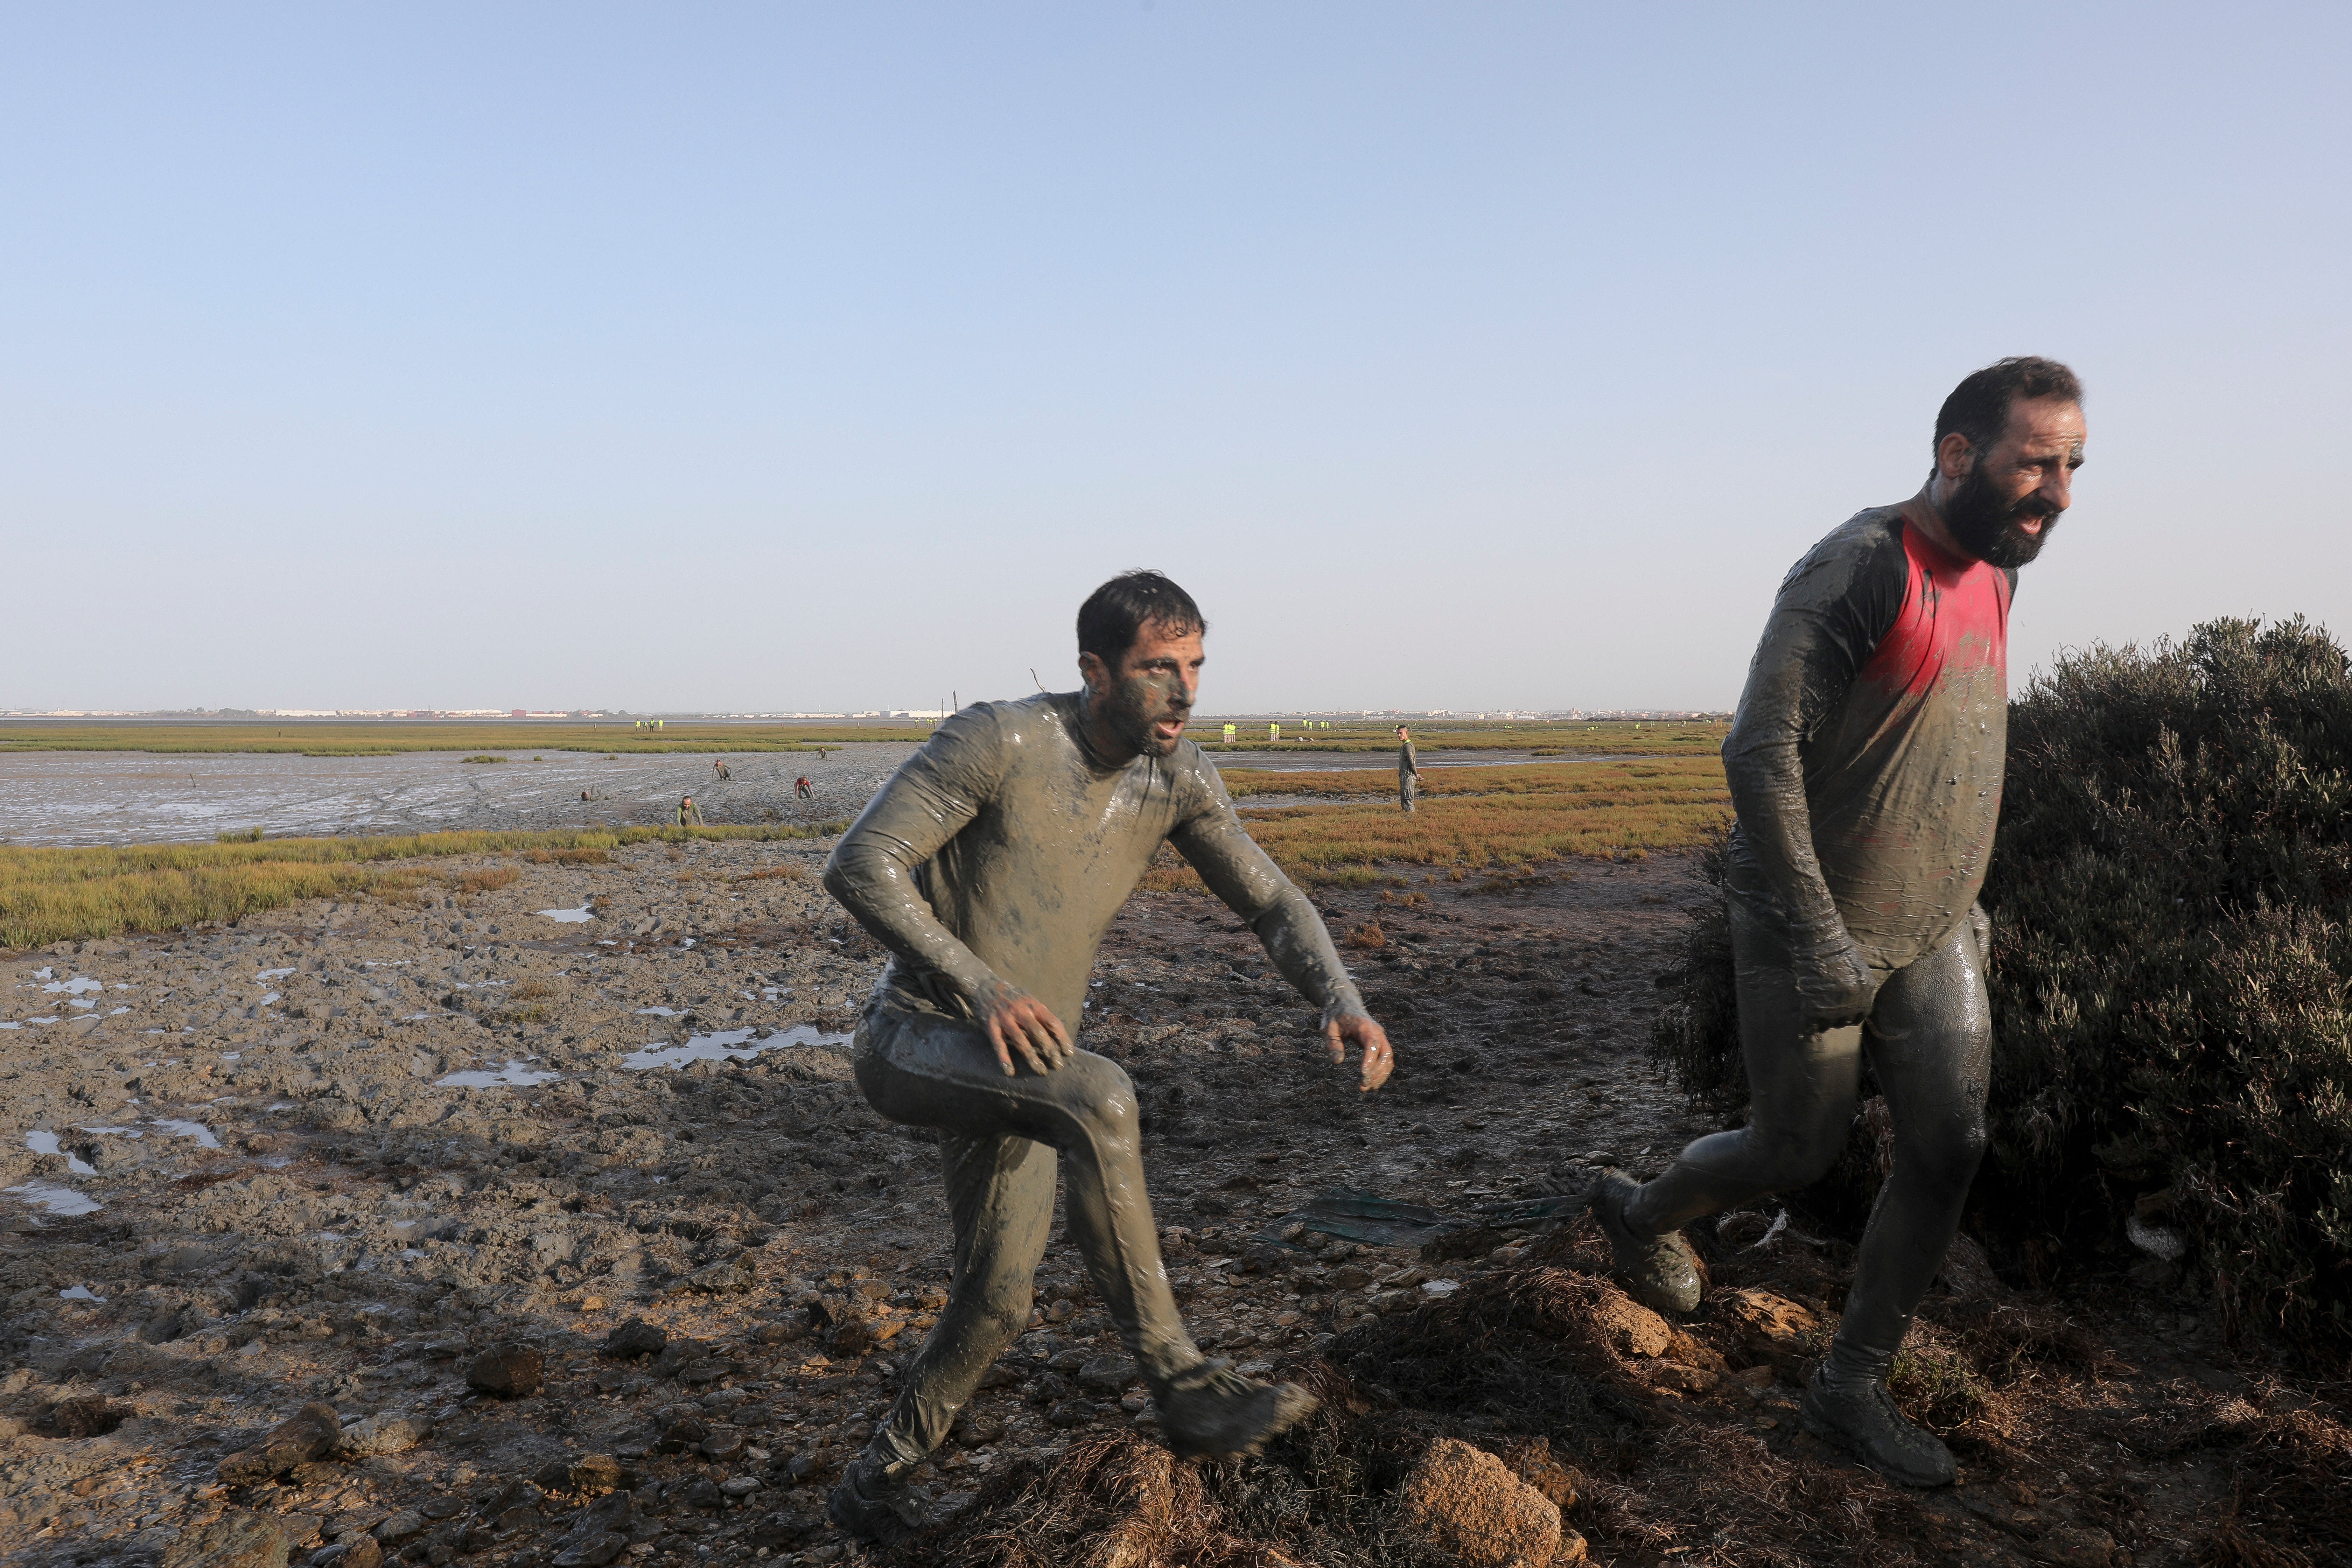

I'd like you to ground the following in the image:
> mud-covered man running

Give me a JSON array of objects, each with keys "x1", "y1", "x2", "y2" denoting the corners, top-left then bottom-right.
[
  {"x1": 1594, "y1": 358, "x2": 2086, "y2": 1487},
  {"x1": 820, "y1": 570, "x2": 1396, "y2": 1541}
]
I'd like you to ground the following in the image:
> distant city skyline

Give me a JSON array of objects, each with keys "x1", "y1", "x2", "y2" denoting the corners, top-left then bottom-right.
[{"x1": 6, "y1": 5, "x2": 2347, "y2": 713}]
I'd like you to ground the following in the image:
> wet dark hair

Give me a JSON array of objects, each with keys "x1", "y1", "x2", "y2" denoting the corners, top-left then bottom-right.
[
  {"x1": 1934, "y1": 356, "x2": 2083, "y2": 459},
  {"x1": 1077, "y1": 570, "x2": 1207, "y2": 663}
]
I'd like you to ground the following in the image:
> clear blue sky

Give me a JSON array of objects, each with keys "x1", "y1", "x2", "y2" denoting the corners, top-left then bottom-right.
[{"x1": 5, "y1": 3, "x2": 2346, "y2": 713}]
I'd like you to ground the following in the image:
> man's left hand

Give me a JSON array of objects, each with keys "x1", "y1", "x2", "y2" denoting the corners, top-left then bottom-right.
[{"x1": 1324, "y1": 1012, "x2": 1394, "y2": 1092}]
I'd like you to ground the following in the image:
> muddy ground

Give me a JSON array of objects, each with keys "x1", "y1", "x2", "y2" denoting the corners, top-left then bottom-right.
[{"x1": 2, "y1": 842, "x2": 2344, "y2": 1567}]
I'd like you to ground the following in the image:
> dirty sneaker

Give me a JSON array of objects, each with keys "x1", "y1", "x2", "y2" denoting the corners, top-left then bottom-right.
[
  {"x1": 1154, "y1": 1360, "x2": 1318, "y2": 1460},
  {"x1": 1797, "y1": 1368, "x2": 1958, "y2": 1487},
  {"x1": 825, "y1": 1455, "x2": 927, "y2": 1544},
  {"x1": 1591, "y1": 1170, "x2": 1704, "y2": 1315}
]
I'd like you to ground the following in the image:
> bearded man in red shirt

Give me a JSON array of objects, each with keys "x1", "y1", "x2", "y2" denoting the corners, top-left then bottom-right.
[{"x1": 1595, "y1": 357, "x2": 2087, "y2": 1487}]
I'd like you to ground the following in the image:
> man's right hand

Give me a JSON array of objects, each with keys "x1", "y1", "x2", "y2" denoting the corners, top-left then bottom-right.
[
  {"x1": 1788, "y1": 916, "x2": 1875, "y2": 1032},
  {"x1": 974, "y1": 982, "x2": 1074, "y2": 1076}
]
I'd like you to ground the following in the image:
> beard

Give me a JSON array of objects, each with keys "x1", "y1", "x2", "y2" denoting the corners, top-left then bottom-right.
[
  {"x1": 1943, "y1": 461, "x2": 2062, "y2": 569},
  {"x1": 1098, "y1": 678, "x2": 1190, "y2": 758}
]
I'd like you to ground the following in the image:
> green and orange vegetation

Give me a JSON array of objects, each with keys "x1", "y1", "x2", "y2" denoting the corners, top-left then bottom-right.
[
  {"x1": 0, "y1": 722, "x2": 931, "y2": 757},
  {"x1": 1147, "y1": 755, "x2": 1731, "y2": 891},
  {"x1": 1196, "y1": 718, "x2": 1728, "y2": 757},
  {"x1": 0, "y1": 822, "x2": 846, "y2": 950}
]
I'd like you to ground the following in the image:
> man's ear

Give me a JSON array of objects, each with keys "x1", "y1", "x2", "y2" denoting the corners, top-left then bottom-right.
[
  {"x1": 1077, "y1": 651, "x2": 1108, "y2": 694},
  {"x1": 1935, "y1": 430, "x2": 1977, "y2": 481}
]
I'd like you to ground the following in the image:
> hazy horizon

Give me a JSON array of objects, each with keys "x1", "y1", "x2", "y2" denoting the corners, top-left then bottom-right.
[{"x1": 7, "y1": 4, "x2": 2347, "y2": 714}]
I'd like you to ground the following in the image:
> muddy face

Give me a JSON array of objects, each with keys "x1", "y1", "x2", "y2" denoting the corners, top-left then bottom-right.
[
  {"x1": 1940, "y1": 396, "x2": 2085, "y2": 569},
  {"x1": 1080, "y1": 621, "x2": 1205, "y2": 763}
]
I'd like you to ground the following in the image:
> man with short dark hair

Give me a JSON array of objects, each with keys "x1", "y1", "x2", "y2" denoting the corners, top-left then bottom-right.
[
  {"x1": 1592, "y1": 358, "x2": 2086, "y2": 1487},
  {"x1": 820, "y1": 569, "x2": 1395, "y2": 1540},
  {"x1": 1396, "y1": 724, "x2": 1420, "y2": 813}
]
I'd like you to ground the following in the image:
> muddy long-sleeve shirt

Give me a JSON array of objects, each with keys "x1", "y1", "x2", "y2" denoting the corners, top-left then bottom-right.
[
  {"x1": 1723, "y1": 505, "x2": 2014, "y2": 969},
  {"x1": 1398, "y1": 740, "x2": 1419, "y2": 777},
  {"x1": 823, "y1": 692, "x2": 1367, "y2": 1029}
]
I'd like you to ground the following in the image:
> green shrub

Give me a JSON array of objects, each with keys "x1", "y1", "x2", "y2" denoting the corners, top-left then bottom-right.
[
  {"x1": 1651, "y1": 617, "x2": 2352, "y2": 1349},
  {"x1": 461, "y1": 754, "x2": 508, "y2": 764}
]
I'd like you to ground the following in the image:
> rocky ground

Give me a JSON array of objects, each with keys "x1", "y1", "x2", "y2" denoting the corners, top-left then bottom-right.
[{"x1": 1, "y1": 839, "x2": 2343, "y2": 1568}]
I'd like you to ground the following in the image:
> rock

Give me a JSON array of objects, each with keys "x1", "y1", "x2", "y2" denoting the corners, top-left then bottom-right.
[
  {"x1": 952, "y1": 1410, "x2": 1006, "y2": 1448},
  {"x1": 699, "y1": 1425, "x2": 748, "y2": 1461},
  {"x1": 2028, "y1": 1525, "x2": 2118, "y2": 1566},
  {"x1": 1588, "y1": 1287, "x2": 1672, "y2": 1359},
  {"x1": 163, "y1": 1511, "x2": 292, "y2": 1568},
  {"x1": 675, "y1": 1354, "x2": 740, "y2": 1386},
  {"x1": 684, "y1": 1476, "x2": 724, "y2": 1508},
  {"x1": 1500, "y1": 1436, "x2": 1582, "y2": 1512},
  {"x1": 681, "y1": 1253, "x2": 757, "y2": 1294},
  {"x1": 1712, "y1": 1289, "x2": 1825, "y2": 1367},
  {"x1": 372, "y1": 1512, "x2": 427, "y2": 1544},
  {"x1": 719, "y1": 1476, "x2": 762, "y2": 1500},
  {"x1": 752, "y1": 1318, "x2": 806, "y2": 1345},
  {"x1": 338, "y1": 1540, "x2": 384, "y2": 1568},
  {"x1": 335, "y1": 1413, "x2": 430, "y2": 1458},
  {"x1": 467, "y1": 1342, "x2": 544, "y2": 1398},
  {"x1": 603, "y1": 1320, "x2": 667, "y2": 1359},
  {"x1": 1076, "y1": 1356, "x2": 1139, "y2": 1396},
  {"x1": 218, "y1": 1402, "x2": 342, "y2": 1484},
  {"x1": 564, "y1": 1454, "x2": 625, "y2": 1495},
  {"x1": 38, "y1": 1393, "x2": 126, "y2": 1438},
  {"x1": 658, "y1": 1414, "x2": 712, "y2": 1454},
  {"x1": 552, "y1": 1491, "x2": 635, "y2": 1566},
  {"x1": 1392, "y1": 1437, "x2": 1563, "y2": 1568},
  {"x1": 1045, "y1": 1398, "x2": 1099, "y2": 1428},
  {"x1": 1648, "y1": 1360, "x2": 1722, "y2": 1394}
]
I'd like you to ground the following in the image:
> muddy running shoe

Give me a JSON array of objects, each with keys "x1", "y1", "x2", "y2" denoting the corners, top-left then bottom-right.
[
  {"x1": 1590, "y1": 1170, "x2": 1704, "y2": 1315},
  {"x1": 1797, "y1": 1368, "x2": 1958, "y2": 1488},
  {"x1": 825, "y1": 1456, "x2": 927, "y2": 1544},
  {"x1": 1154, "y1": 1360, "x2": 1318, "y2": 1460}
]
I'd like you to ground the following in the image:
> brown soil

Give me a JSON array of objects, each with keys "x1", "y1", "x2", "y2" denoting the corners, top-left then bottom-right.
[{"x1": 1, "y1": 846, "x2": 2344, "y2": 1567}]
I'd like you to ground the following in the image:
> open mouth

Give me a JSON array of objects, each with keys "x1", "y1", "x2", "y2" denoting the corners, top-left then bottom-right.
[{"x1": 1153, "y1": 717, "x2": 1188, "y2": 741}]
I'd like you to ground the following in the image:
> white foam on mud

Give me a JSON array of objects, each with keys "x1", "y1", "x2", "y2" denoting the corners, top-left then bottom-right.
[
  {"x1": 24, "y1": 1132, "x2": 96, "y2": 1175},
  {"x1": 256, "y1": 968, "x2": 296, "y2": 980},
  {"x1": 539, "y1": 907, "x2": 595, "y2": 923},
  {"x1": 58, "y1": 1285, "x2": 105, "y2": 1302},
  {"x1": 635, "y1": 1006, "x2": 681, "y2": 1017},
  {"x1": 7, "y1": 1182, "x2": 103, "y2": 1216},
  {"x1": 623, "y1": 1023, "x2": 852, "y2": 1070},
  {"x1": 435, "y1": 1060, "x2": 559, "y2": 1088},
  {"x1": 259, "y1": 992, "x2": 281, "y2": 1006},
  {"x1": 150, "y1": 1119, "x2": 223, "y2": 1148}
]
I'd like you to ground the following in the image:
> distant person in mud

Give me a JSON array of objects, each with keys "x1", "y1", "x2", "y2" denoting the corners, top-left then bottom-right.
[
  {"x1": 676, "y1": 795, "x2": 703, "y2": 827},
  {"x1": 1591, "y1": 358, "x2": 2086, "y2": 1488},
  {"x1": 1395, "y1": 724, "x2": 1420, "y2": 813},
  {"x1": 794, "y1": 775, "x2": 813, "y2": 799},
  {"x1": 713, "y1": 758, "x2": 732, "y2": 781},
  {"x1": 820, "y1": 569, "x2": 1395, "y2": 1542}
]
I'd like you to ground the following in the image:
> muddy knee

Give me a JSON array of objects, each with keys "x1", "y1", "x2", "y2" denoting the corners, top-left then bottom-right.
[{"x1": 1053, "y1": 1055, "x2": 1142, "y2": 1140}]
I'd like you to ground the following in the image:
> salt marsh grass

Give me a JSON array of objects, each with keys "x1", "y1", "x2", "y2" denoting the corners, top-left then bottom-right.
[{"x1": 0, "y1": 822, "x2": 844, "y2": 949}]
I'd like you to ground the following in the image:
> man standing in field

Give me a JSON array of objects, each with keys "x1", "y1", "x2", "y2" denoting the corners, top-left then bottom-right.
[
  {"x1": 1396, "y1": 724, "x2": 1420, "y2": 813},
  {"x1": 820, "y1": 570, "x2": 1395, "y2": 1541},
  {"x1": 1592, "y1": 358, "x2": 2086, "y2": 1487}
]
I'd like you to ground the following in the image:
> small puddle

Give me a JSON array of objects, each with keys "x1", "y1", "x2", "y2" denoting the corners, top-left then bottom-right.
[
  {"x1": 635, "y1": 1006, "x2": 681, "y2": 1017},
  {"x1": 623, "y1": 1023, "x2": 853, "y2": 1070},
  {"x1": 256, "y1": 968, "x2": 296, "y2": 980},
  {"x1": 538, "y1": 907, "x2": 595, "y2": 923},
  {"x1": 151, "y1": 1119, "x2": 223, "y2": 1149},
  {"x1": 40, "y1": 976, "x2": 104, "y2": 995},
  {"x1": 435, "y1": 1060, "x2": 559, "y2": 1088},
  {"x1": 25, "y1": 1132, "x2": 96, "y2": 1175},
  {"x1": 58, "y1": 1285, "x2": 105, "y2": 1302},
  {"x1": 6, "y1": 1182, "x2": 103, "y2": 1217}
]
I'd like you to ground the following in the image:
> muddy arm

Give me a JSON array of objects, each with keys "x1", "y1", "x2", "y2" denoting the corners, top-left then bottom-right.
[
  {"x1": 821, "y1": 709, "x2": 1006, "y2": 1009},
  {"x1": 1169, "y1": 777, "x2": 1368, "y2": 1024}
]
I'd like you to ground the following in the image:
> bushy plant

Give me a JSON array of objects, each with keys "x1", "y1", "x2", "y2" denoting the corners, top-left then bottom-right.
[{"x1": 1652, "y1": 617, "x2": 2352, "y2": 1348}]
